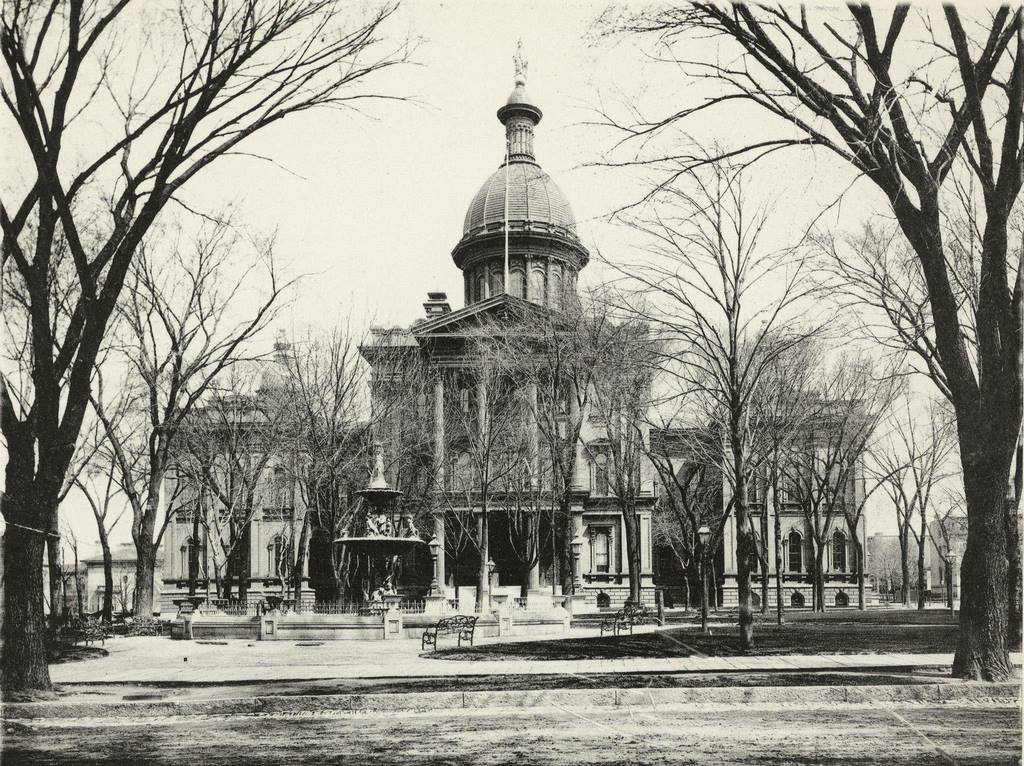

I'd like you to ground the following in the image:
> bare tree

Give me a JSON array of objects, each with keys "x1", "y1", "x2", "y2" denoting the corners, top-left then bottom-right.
[
  {"x1": 478, "y1": 293, "x2": 651, "y2": 598},
  {"x1": 752, "y1": 340, "x2": 820, "y2": 623},
  {"x1": 603, "y1": 5, "x2": 1022, "y2": 680},
  {"x1": 3, "y1": 228, "x2": 101, "y2": 630},
  {"x1": 73, "y1": 452, "x2": 128, "y2": 623},
  {"x1": 589, "y1": 317, "x2": 653, "y2": 605},
  {"x1": 647, "y1": 427, "x2": 725, "y2": 628},
  {"x1": 785, "y1": 353, "x2": 899, "y2": 612},
  {"x1": 180, "y1": 367, "x2": 291, "y2": 602},
  {"x1": 610, "y1": 162, "x2": 819, "y2": 648},
  {"x1": 875, "y1": 396, "x2": 957, "y2": 610},
  {"x1": 59, "y1": 523, "x2": 85, "y2": 621},
  {"x1": 0, "y1": 1, "x2": 410, "y2": 690},
  {"x1": 92, "y1": 221, "x2": 292, "y2": 617},
  {"x1": 438, "y1": 345, "x2": 526, "y2": 612},
  {"x1": 281, "y1": 320, "x2": 421, "y2": 602}
]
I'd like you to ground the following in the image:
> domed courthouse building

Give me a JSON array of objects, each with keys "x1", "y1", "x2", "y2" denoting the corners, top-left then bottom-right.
[{"x1": 361, "y1": 59, "x2": 660, "y2": 611}]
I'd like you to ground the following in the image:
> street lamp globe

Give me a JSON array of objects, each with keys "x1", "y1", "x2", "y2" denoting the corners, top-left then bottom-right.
[
  {"x1": 570, "y1": 533, "x2": 585, "y2": 559},
  {"x1": 486, "y1": 558, "x2": 496, "y2": 577},
  {"x1": 698, "y1": 525, "x2": 712, "y2": 546},
  {"x1": 428, "y1": 535, "x2": 440, "y2": 559}
]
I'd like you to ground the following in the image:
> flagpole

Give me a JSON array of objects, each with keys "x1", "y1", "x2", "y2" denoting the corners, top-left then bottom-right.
[{"x1": 504, "y1": 136, "x2": 510, "y2": 294}]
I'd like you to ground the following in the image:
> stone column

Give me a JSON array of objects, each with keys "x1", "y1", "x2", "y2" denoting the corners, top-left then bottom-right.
[
  {"x1": 433, "y1": 510, "x2": 446, "y2": 594},
  {"x1": 569, "y1": 384, "x2": 587, "y2": 491},
  {"x1": 526, "y1": 381, "x2": 539, "y2": 487},
  {"x1": 433, "y1": 376, "x2": 445, "y2": 492}
]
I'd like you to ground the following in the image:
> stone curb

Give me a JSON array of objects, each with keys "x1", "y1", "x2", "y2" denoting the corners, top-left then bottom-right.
[{"x1": 3, "y1": 683, "x2": 1019, "y2": 720}]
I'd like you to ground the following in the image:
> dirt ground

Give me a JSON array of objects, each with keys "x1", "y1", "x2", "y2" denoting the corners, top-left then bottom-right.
[{"x1": 4, "y1": 700, "x2": 1019, "y2": 765}]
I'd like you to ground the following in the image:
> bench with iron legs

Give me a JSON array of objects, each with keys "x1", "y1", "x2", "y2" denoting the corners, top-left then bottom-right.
[
  {"x1": 62, "y1": 618, "x2": 113, "y2": 646},
  {"x1": 421, "y1": 615, "x2": 478, "y2": 651},
  {"x1": 599, "y1": 602, "x2": 654, "y2": 637}
]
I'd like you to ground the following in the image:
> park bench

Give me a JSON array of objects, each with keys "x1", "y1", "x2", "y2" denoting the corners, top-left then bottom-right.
[
  {"x1": 421, "y1": 615, "x2": 478, "y2": 651},
  {"x1": 600, "y1": 602, "x2": 653, "y2": 637},
  {"x1": 63, "y1": 617, "x2": 113, "y2": 647}
]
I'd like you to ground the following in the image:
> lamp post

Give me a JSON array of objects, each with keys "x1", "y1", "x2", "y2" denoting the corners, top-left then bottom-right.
[
  {"x1": 486, "y1": 557, "x2": 496, "y2": 611},
  {"x1": 698, "y1": 525, "x2": 711, "y2": 634},
  {"x1": 428, "y1": 535, "x2": 440, "y2": 597},
  {"x1": 570, "y1": 533, "x2": 585, "y2": 594}
]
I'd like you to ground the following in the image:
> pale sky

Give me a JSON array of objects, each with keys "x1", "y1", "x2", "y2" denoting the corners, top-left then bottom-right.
[{"x1": 5, "y1": 1, "x2": 968, "y2": 555}]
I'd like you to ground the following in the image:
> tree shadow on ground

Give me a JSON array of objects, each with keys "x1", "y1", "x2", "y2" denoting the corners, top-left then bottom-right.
[{"x1": 430, "y1": 621, "x2": 959, "y2": 662}]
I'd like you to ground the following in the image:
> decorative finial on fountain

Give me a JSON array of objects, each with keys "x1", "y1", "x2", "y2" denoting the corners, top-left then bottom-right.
[
  {"x1": 513, "y1": 38, "x2": 527, "y2": 87},
  {"x1": 368, "y1": 441, "x2": 389, "y2": 490}
]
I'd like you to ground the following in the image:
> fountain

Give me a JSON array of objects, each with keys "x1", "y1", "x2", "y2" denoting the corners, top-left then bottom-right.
[{"x1": 334, "y1": 443, "x2": 425, "y2": 605}]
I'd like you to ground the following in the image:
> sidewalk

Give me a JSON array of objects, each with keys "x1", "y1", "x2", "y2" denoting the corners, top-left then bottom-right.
[{"x1": 47, "y1": 626, "x2": 1019, "y2": 685}]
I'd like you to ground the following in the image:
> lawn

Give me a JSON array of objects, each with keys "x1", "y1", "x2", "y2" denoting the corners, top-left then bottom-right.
[{"x1": 433, "y1": 609, "x2": 960, "y2": 662}]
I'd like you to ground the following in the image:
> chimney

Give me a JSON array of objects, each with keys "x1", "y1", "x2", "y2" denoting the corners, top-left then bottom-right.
[{"x1": 423, "y1": 291, "x2": 451, "y2": 318}]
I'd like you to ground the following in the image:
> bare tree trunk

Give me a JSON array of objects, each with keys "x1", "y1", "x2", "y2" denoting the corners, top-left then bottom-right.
[
  {"x1": 954, "y1": 458, "x2": 1013, "y2": 680},
  {"x1": 2, "y1": 522, "x2": 53, "y2": 691},
  {"x1": 709, "y1": 560, "x2": 718, "y2": 609},
  {"x1": 917, "y1": 532, "x2": 927, "y2": 611},
  {"x1": 238, "y1": 523, "x2": 251, "y2": 603},
  {"x1": 134, "y1": 544, "x2": 155, "y2": 617},
  {"x1": 293, "y1": 512, "x2": 311, "y2": 605},
  {"x1": 188, "y1": 510, "x2": 200, "y2": 598},
  {"x1": 854, "y1": 538, "x2": 866, "y2": 611},
  {"x1": 46, "y1": 535, "x2": 62, "y2": 629},
  {"x1": 899, "y1": 532, "x2": 911, "y2": 607},
  {"x1": 1005, "y1": 504, "x2": 1021, "y2": 650},
  {"x1": 73, "y1": 546, "x2": 84, "y2": 619},
  {"x1": 773, "y1": 495, "x2": 784, "y2": 625},
  {"x1": 99, "y1": 528, "x2": 114, "y2": 623},
  {"x1": 476, "y1": 510, "x2": 488, "y2": 613},
  {"x1": 759, "y1": 509, "x2": 769, "y2": 614},
  {"x1": 621, "y1": 506, "x2": 643, "y2": 604}
]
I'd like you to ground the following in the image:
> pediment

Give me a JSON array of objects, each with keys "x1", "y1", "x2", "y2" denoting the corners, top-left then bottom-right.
[{"x1": 411, "y1": 294, "x2": 563, "y2": 339}]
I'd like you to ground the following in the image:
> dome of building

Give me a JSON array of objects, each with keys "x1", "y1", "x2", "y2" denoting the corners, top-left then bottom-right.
[
  {"x1": 451, "y1": 43, "x2": 588, "y2": 306},
  {"x1": 461, "y1": 162, "x2": 578, "y2": 241}
]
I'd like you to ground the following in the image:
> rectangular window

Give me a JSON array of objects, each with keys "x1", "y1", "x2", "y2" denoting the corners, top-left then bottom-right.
[{"x1": 591, "y1": 527, "x2": 611, "y2": 573}]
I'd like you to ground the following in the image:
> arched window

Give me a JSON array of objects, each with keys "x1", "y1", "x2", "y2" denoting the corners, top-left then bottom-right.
[
  {"x1": 787, "y1": 530, "x2": 803, "y2": 573},
  {"x1": 449, "y1": 451, "x2": 472, "y2": 491},
  {"x1": 529, "y1": 269, "x2": 546, "y2": 303},
  {"x1": 490, "y1": 270, "x2": 504, "y2": 297},
  {"x1": 832, "y1": 530, "x2": 847, "y2": 572},
  {"x1": 271, "y1": 465, "x2": 290, "y2": 509},
  {"x1": 510, "y1": 269, "x2": 526, "y2": 298},
  {"x1": 790, "y1": 591, "x2": 805, "y2": 607},
  {"x1": 835, "y1": 591, "x2": 850, "y2": 607},
  {"x1": 549, "y1": 267, "x2": 562, "y2": 309},
  {"x1": 592, "y1": 450, "x2": 610, "y2": 495},
  {"x1": 180, "y1": 538, "x2": 195, "y2": 578},
  {"x1": 476, "y1": 273, "x2": 487, "y2": 302}
]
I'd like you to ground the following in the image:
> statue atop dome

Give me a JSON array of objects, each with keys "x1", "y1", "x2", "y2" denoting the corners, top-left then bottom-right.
[{"x1": 513, "y1": 38, "x2": 527, "y2": 86}]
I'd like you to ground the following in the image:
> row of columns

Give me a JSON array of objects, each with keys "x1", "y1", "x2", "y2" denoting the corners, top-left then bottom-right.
[
  {"x1": 430, "y1": 373, "x2": 588, "y2": 494},
  {"x1": 427, "y1": 371, "x2": 589, "y2": 602}
]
